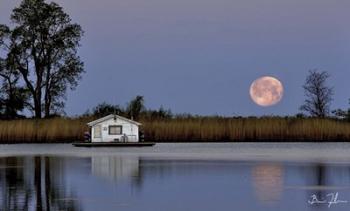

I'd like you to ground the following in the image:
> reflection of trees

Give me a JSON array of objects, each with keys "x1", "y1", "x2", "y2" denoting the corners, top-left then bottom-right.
[
  {"x1": 316, "y1": 165, "x2": 325, "y2": 186},
  {"x1": 0, "y1": 156, "x2": 80, "y2": 211},
  {"x1": 304, "y1": 163, "x2": 327, "y2": 210},
  {"x1": 0, "y1": 157, "x2": 31, "y2": 210},
  {"x1": 314, "y1": 164, "x2": 326, "y2": 201},
  {"x1": 35, "y1": 157, "x2": 42, "y2": 211}
]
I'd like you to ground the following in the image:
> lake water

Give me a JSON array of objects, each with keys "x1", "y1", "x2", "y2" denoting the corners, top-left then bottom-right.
[{"x1": 1, "y1": 143, "x2": 350, "y2": 211}]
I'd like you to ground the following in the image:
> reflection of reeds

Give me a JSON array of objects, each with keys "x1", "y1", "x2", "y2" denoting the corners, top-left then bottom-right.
[{"x1": 0, "y1": 117, "x2": 349, "y2": 143}]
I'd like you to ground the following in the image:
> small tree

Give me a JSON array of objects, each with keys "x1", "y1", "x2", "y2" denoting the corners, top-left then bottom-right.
[
  {"x1": 126, "y1": 96, "x2": 145, "y2": 120},
  {"x1": 347, "y1": 99, "x2": 350, "y2": 122},
  {"x1": 300, "y1": 70, "x2": 334, "y2": 117},
  {"x1": 332, "y1": 99, "x2": 350, "y2": 122}
]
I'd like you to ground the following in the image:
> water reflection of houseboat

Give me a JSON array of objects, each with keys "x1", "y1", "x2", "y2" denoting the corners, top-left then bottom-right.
[{"x1": 91, "y1": 156, "x2": 140, "y2": 181}]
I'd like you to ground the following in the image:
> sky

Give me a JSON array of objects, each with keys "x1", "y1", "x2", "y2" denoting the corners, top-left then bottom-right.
[{"x1": 1, "y1": 0, "x2": 349, "y2": 116}]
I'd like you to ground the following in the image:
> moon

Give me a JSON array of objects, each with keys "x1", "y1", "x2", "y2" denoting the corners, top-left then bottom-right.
[{"x1": 250, "y1": 76, "x2": 284, "y2": 107}]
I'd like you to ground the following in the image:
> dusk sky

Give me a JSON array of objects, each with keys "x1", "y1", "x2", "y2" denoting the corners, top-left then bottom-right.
[{"x1": 1, "y1": 0, "x2": 349, "y2": 116}]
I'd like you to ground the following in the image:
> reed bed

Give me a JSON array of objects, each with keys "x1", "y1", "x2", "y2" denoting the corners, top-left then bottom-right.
[
  {"x1": 0, "y1": 118, "x2": 89, "y2": 143},
  {"x1": 142, "y1": 117, "x2": 350, "y2": 142},
  {"x1": 0, "y1": 117, "x2": 349, "y2": 143}
]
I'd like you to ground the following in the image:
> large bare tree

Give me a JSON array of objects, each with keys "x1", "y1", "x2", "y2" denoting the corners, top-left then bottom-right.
[
  {"x1": 300, "y1": 70, "x2": 334, "y2": 117},
  {"x1": 0, "y1": 0, "x2": 84, "y2": 118}
]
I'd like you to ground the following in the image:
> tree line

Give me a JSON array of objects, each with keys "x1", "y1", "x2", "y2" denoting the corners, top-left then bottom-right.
[{"x1": 84, "y1": 95, "x2": 173, "y2": 121}]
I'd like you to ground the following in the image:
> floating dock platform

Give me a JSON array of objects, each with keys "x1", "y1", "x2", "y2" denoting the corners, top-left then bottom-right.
[{"x1": 73, "y1": 142, "x2": 156, "y2": 147}]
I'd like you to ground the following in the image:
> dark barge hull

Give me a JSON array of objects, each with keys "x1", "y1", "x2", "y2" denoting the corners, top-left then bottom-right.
[{"x1": 73, "y1": 142, "x2": 156, "y2": 147}]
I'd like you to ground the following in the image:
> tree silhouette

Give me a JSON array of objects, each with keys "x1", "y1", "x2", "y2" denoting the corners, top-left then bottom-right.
[
  {"x1": 127, "y1": 95, "x2": 145, "y2": 120},
  {"x1": 300, "y1": 70, "x2": 334, "y2": 117},
  {"x1": 91, "y1": 102, "x2": 125, "y2": 117},
  {"x1": 0, "y1": 0, "x2": 84, "y2": 118}
]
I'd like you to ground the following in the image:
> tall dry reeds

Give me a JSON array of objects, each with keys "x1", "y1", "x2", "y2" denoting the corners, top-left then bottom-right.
[
  {"x1": 0, "y1": 118, "x2": 89, "y2": 143},
  {"x1": 142, "y1": 117, "x2": 350, "y2": 142},
  {"x1": 0, "y1": 117, "x2": 349, "y2": 143}
]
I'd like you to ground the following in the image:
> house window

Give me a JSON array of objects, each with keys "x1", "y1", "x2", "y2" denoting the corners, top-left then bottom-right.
[
  {"x1": 94, "y1": 125, "x2": 102, "y2": 138},
  {"x1": 109, "y1": 125, "x2": 122, "y2": 135}
]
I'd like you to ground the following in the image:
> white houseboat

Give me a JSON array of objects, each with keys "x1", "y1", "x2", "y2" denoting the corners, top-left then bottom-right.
[{"x1": 87, "y1": 114, "x2": 141, "y2": 142}]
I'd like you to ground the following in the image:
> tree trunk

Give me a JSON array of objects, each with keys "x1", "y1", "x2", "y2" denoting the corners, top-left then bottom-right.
[
  {"x1": 44, "y1": 60, "x2": 52, "y2": 118},
  {"x1": 34, "y1": 95, "x2": 42, "y2": 119},
  {"x1": 34, "y1": 65, "x2": 43, "y2": 118},
  {"x1": 44, "y1": 82, "x2": 51, "y2": 118},
  {"x1": 44, "y1": 95, "x2": 50, "y2": 118}
]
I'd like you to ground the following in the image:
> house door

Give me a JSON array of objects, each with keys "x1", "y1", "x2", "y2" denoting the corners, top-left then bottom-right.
[{"x1": 93, "y1": 125, "x2": 102, "y2": 142}]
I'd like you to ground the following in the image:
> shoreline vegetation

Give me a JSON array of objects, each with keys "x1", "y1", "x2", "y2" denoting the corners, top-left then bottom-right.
[{"x1": 0, "y1": 117, "x2": 349, "y2": 143}]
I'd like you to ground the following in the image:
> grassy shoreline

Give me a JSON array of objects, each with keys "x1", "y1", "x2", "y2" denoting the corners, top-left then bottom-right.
[{"x1": 0, "y1": 117, "x2": 349, "y2": 143}]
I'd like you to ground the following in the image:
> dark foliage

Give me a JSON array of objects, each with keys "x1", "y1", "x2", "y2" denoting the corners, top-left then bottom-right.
[
  {"x1": 126, "y1": 95, "x2": 145, "y2": 120},
  {"x1": 84, "y1": 96, "x2": 173, "y2": 121},
  {"x1": 0, "y1": 53, "x2": 29, "y2": 119},
  {"x1": 90, "y1": 102, "x2": 125, "y2": 118},
  {"x1": 332, "y1": 99, "x2": 350, "y2": 122}
]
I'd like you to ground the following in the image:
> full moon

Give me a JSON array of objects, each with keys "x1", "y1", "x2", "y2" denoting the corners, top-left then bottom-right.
[{"x1": 249, "y1": 76, "x2": 284, "y2": 107}]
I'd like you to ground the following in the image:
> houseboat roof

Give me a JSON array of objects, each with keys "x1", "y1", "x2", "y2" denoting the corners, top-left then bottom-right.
[{"x1": 87, "y1": 114, "x2": 142, "y2": 127}]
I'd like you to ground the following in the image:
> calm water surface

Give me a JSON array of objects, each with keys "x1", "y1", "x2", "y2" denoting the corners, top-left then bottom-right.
[{"x1": 1, "y1": 143, "x2": 350, "y2": 211}]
